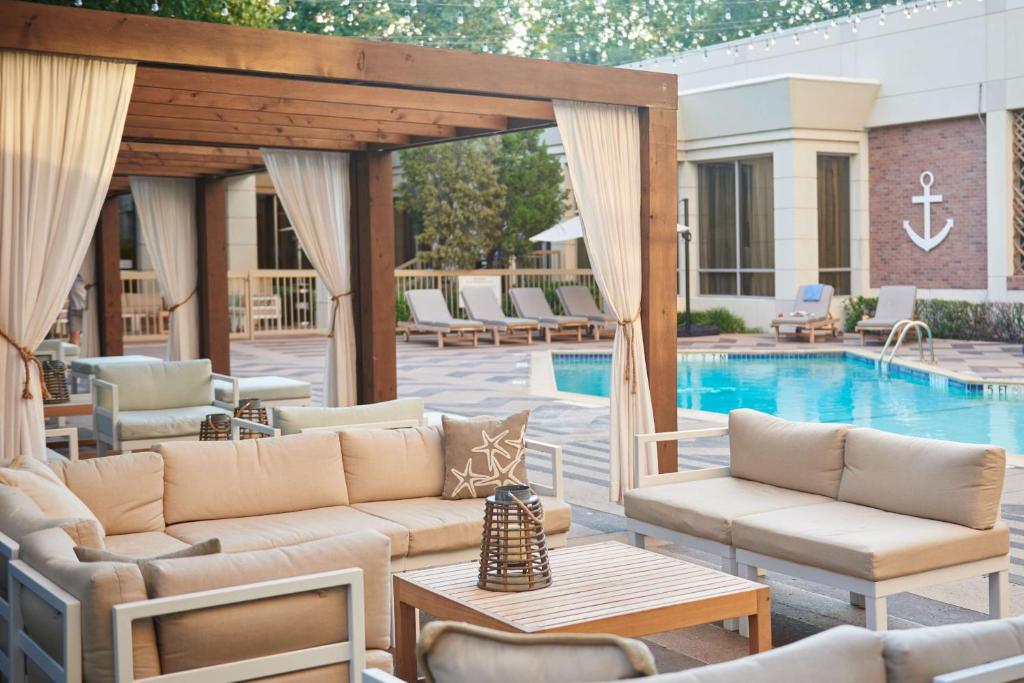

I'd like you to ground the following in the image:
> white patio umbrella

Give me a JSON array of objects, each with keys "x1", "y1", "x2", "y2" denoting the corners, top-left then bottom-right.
[{"x1": 530, "y1": 214, "x2": 689, "y2": 243}]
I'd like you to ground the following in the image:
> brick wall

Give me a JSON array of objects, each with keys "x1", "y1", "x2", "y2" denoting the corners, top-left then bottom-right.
[{"x1": 868, "y1": 116, "x2": 987, "y2": 289}]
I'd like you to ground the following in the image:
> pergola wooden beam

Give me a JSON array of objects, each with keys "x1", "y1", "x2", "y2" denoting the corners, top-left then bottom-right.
[
  {"x1": 0, "y1": 1, "x2": 675, "y2": 108},
  {"x1": 119, "y1": 142, "x2": 264, "y2": 159},
  {"x1": 124, "y1": 114, "x2": 413, "y2": 146},
  {"x1": 121, "y1": 127, "x2": 369, "y2": 151}
]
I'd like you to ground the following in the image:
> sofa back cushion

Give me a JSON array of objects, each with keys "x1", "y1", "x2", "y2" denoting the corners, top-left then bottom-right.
[
  {"x1": 157, "y1": 432, "x2": 348, "y2": 525},
  {"x1": 883, "y1": 617, "x2": 1024, "y2": 683},
  {"x1": 19, "y1": 527, "x2": 161, "y2": 682},
  {"x1": 340, "y1": 425, "x2": 444, "y2": 503},
  {"x1": 0, "y1": 455, "x2": 105, "y2": 539},
  {"x1": 838, "y1": 428, "x2": 1005, "y2": 530},
  {"x1": 729, "y1": 409, "x2": 850, "y2": 498},
  {"x1": 143, "y1": 530, "x2": 392, "y2": 673},
  {"x1": 96, "y1": 359, "x2": 213, "y2": 411},
  {"x1": 59, "y1": 451, "x2": 165, "y2": 535},
  {"x1": 273, "y1": 397, "x2": 423, "y2": 436}
]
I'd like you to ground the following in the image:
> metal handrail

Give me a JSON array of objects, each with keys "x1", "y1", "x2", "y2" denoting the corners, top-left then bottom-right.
[{"x1": 879, "y1": 319, "x2": 935, "y2": 369}]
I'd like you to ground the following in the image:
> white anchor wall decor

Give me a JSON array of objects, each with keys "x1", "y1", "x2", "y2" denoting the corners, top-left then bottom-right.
[{"x1": 903, "y1": 171, "x2": 954, "y2": 252}]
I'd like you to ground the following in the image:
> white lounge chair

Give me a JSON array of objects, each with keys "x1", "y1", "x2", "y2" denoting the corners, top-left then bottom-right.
[
  {"x1": 509, "y1": 287, "x2": 588, "y2": 343},
  {"x1": 403, "y1": 289, "x2": 486, "y2": 348},
  {"x1": 855, "y1": 285, "x2": 918, "y2": 345},
  {"x1": 770, "y1": 284, "x2": 837, "y2": 342},
  {"x1": 460, "y1": 286, "x2": 539, "y2": 346},
  {"x1": 557, "y1": 286, "x2": 616, "y2": 340}
]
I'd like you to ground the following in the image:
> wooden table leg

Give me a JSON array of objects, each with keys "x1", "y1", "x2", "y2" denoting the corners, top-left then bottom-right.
[
  {"x1": 747, "y1": 588, "x2": 772, "y2": 654},
  {"x1": 394, "y1": 580, "x2": 418, "y2": 682}
]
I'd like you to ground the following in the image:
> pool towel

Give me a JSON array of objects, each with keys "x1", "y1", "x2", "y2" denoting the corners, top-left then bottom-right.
[{"x1": 802, "y1": 284, "x2": 825, "y2": 302}]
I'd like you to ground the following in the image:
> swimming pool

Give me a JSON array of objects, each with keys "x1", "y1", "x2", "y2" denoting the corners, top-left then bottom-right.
[{"x1": 552, "y1": 353, "x2": 1024, "y2": 453}]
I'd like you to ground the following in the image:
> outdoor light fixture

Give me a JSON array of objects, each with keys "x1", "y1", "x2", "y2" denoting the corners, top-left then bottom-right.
[
  {"x1": 478, "y1": 485, "x2": 552, "y2": 592},
  {"x1": 676, "y1": 225, "x2": 720, "y2": 338}
]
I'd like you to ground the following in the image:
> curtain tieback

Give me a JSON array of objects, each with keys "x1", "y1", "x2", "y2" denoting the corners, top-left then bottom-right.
[
  {"x1": 84, "y1": 282, "x2": 96, "y2": 291},
  {"x1": 617, "y1": 312, "x2": 642, "y2": 395},
  {"x1": 0, "y1": 328, "x2": 52, "y2": 401},
  {"x1": 167, "y1": 289, "x2": 197, "y2": 315},
  {"x1": 328, "y1": 291, "x2": 353, "y2": 338}
]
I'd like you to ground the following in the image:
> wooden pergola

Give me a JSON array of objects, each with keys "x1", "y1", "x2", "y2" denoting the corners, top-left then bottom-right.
[{"x1": 0, "y1": 0, "x2": 680, "y2": 471}]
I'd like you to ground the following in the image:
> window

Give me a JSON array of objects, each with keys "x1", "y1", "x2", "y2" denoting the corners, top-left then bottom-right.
[
  {"x1": 697, "y1": 157, "x2": 774, "y2": 296},
  {"x1": 817, "y1": 155, "x2": 851, "y2": 294}
]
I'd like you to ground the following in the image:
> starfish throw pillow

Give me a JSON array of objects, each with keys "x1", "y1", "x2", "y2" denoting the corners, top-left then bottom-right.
[{"x1": 442, "y1": 411, "x2": 530, "y2": 500}]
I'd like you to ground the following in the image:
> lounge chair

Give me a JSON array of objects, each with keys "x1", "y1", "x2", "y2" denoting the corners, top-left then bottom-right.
[
  {"x1": 509, "y1": 287, "x2": 588, "y2": 342},
  {"x1": 460, "y1": 286, "x2": 539, "y2": 346},
  {"x1": 403, "y1": 289, "x2": 486, "y2": 348},
  {"x1": 557, "y1": 285, "x2": 616, "y2": 340},
  {"x1": 770, "y1": 284, "x2": 837, "y2": 342},
  {"x1": 855, "y1": 285, "x2": 918, "y2": 345}
]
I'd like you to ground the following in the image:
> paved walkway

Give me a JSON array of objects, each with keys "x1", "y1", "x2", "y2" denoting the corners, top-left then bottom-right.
[{"x1": 121, "y1": 333, "x2": 1024, "y2": 669}]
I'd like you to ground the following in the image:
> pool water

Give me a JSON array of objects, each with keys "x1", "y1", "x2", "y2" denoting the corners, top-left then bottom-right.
[{"x1": 553, "y1": 354, "x2": 1024, "y2": 453}]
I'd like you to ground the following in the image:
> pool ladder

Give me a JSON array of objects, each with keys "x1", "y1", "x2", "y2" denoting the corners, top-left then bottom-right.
[{"x1": 878, "y1": 319, "x2": 935, "y2": 371}]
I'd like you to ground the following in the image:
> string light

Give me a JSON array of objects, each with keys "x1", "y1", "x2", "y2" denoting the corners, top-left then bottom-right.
[
  {"x1": 150, "y1": 1, "x2": 159, "y2": 12},
  {"x1": 221, "y1": 3, "x2": 229, "y2": 17},
  {"x1": 285, "y1": 6, "x2": 295, "y2": 20}
]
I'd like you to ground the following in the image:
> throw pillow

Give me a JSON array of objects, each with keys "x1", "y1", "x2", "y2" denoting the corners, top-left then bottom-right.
[
  {"x1": 74, "y1": 538, "x2": 222, "y2": 564},
  {"x1": 442, "y1": 411, "x2": 530, "y2": 500},
  {"x1": 0, "y1": 454, "x2": 105, "y2": 538}
]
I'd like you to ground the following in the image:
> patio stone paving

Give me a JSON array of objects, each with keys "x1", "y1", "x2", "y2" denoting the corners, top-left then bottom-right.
[{"x1": 119, "y1": 331, "x2": 1024, "y2": 669}]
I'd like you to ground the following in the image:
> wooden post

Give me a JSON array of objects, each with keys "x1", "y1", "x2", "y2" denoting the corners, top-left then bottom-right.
[
  {"x1": 96, "y1": 197, "x2": 124, "y2": 356},
  {"x1": 196, "y1": 177, "x2": 231, "y2": 373},
  {"x1": 350, "y1": 152, "x2": 397, "y2": 404},
  {"x1": 639, "y1": 107, "x2": 679, "y2": 474}
]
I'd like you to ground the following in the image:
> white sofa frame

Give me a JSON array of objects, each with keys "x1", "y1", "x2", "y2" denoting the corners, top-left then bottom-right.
[
  {"x1": 626, "y1": 427, "x2": 1010, "y2": 632},
  {"x1": 93, "y1": 372, "x2": 239, "y2": 454}
]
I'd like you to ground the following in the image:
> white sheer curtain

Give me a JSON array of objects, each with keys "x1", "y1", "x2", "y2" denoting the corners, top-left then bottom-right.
[
  {"x1": 0, "y1": 50, "x2": 134, "y2": 464},
  {"x1": 78, "y1": 240, "x2": 100, "y2": 358},
  {"x1": 554, "y1": 100, "x2": 656, "y2": 503},
  {"x1": 129, "y1": 177, "x2": 200, "y2": 361},
  {"x1": 261, "y1": 149, "x2": 356, "y2": 407}
]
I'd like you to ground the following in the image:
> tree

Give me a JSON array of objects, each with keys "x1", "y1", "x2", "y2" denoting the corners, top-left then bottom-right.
[
  {"x1": 396, "y1": 140, "x2": 506, "y2": 270},
  {"x1": 494, "y1": 131, "x2": 568, "y2": 263}
]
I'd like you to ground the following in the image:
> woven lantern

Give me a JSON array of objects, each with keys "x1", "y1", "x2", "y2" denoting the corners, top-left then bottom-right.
[
  {"x1": 41, "y1": 360, "x2": 70, "y2": 405},
  {"x1": 234, "y1": 399, "x2": 269, "y2": 439},
  {"x1": 199, "y1": 413, "x2": 232, "y2": 441},
  {"x1": 478, "y1": 485, "x2": 552, "y2": 592}
]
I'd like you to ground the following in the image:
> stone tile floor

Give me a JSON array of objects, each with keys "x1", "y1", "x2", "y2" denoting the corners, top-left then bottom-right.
[{"x1": 115, "y1": 331, "x2": 1024, "y2": 671}]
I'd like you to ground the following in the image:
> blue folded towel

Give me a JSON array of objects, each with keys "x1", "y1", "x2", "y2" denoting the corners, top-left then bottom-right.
[{"x1": 802, "y1": 284, "x2": 824, "y2": 302}]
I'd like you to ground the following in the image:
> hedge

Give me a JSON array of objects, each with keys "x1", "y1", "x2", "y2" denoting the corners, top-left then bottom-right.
[
  {"x1": 677, "y1": 307, "x2": 762, "y2": 334},
  {"x1": 843, "y1": 296, "x2": 1024, "y2": 342}
]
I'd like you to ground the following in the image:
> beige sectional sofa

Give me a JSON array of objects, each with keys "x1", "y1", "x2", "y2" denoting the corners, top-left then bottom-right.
[
  {"x1": 1, "y1": 427, "x2": 570, "y2": 682},
  {"x1": 624, "y1": 409, "x2": 1009, "y2": 631}
]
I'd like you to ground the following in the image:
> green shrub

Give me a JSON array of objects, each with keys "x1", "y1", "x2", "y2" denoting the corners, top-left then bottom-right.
[
  {"x1": 916, "y1": 299, "x2": 1024, "y2": 343},
  {"x1": 842, "y1": 296, "x2": 878, "y2": 332},
  {"x1": 677, "y1": 307, "x2": 760, "y2": 334},
  {"x1": 395, "y1": 291, "x2": 411, "y2": 322}
]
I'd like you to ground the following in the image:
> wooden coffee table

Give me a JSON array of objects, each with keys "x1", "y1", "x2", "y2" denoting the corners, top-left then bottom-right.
[{"x1": 393, "y1": 541, "x2": 771, "y2": 681}]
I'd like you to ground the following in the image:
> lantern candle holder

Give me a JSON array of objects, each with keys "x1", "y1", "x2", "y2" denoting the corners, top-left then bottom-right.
[
  {"x1": 199, "y1": 413, "x2": 232, "y2": 441},
  {"x1": 234, "y1": 399, "x2": 269, "y2": 439},
  {"x1": 478, "y1": 485, "x2": 552, "y2": 592},
  {"x1": 41, "y1": 360, "x2": 70, "y2": 405}
]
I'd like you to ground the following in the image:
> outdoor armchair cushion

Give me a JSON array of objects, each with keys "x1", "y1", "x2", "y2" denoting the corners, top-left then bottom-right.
[
  {"x1": 622, "y1": 477, "x2": 832, "y2": 546},
  {"x1": 417, "y1": 621, "x2": 657, "y2": 683},
  {"x1": 0, "y1": 455, "x2": 104, "y2": 538},
  {"x1": 273, "y1": 397, "x2": 424, "y2": 436},
  {"x1": 96, "y1": 404, "x2": 232, "y2": 441},
  {"x1": 95, "y1": 358, "x2": 215, "y2": 411},
  {"x1": 882, "y1": 616, "x2": 1024, "y2": 683},
  {"x1": 640, "y1": 625, "x2": 884, "y2": 683},
  {"x1": 143, "y1": 530, "x2": 393, "y2": 672},
  {"x1": 213, "y1": 375, "x2": 312, "y2": 404},
  {"x1": 57, "y1": 450, "x2": 165, "y2": 535},
  {"x1": 352, "y1": 496, "x2": 570, "y2": 557},
  {"x1": 340, "y1": 425, "x2": 445, "y2": 503},
  {"x1": 728, "y1": 409, "x2": 850, "y2": 498},
  {"x1": 68, "y1": 354, "x2": 160, "y2": 376},
  {"x1": 156, "y1": 431, "x2": 349, "y2": 524},
  {"x1": 731, "y1": 501, "x2": 1009, "y2": 581},
  {"x1": 838, "y1": 428, "x2": 1005, "y2": 530},
  {"x1": 164, "y1": 505, "x2": 411, "y2": 558},
  {"x1": 0, "y1": 486, "x2": 102, "y2": 568}
]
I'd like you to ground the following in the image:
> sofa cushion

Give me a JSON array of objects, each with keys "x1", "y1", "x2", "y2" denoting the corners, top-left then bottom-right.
[
  {"x1": 838, "y1": 428, "x2": 1005, "y2": 530},
  {"x1": 58, "y1": 451, "x2": 165, "y2": 534},
  {"x1": 158, "y1": 432, "x2": 348, "y2": 524},
  {"x1": 352, "y1": 496, "x2": 571, "y2": 557},
  {"x1": 273, "y1": 397, "x2": 424, "y2": 436},
  {"x1": 165, "y1": 506, "x2": 410, "y2": 558},
  {"x1": 0, "y1": 455, "x2": 104, "y2": 538},
  {"x1": 728, "y1": 409, "x2": 849, "y2": 498},
  {"x1": 69, "y1": 354, "x2": 160, "y2": 376},
  {"x1": 641, "y1": 625, "x2": 884, "y2": 683},
  {"x1": 102, "y1": 531, "x2": 192, "y2": 558},
  {"x1": 250, "y1": 650, "x2": 393, "y2": 683},
  {"x1": 19, "y1": 526, "x2": 161, "y2": 682},
  {"x1": 214, "y1": 375, "x2": 312, "y2": 404},
  {"x1": 96, "y1": 358, "x2": 214, "y2": 411},
  {"x1": 76, "y1": 537, "x2": 220, "y2": 564},
  {"x1": 340, "y1": 425, "x2": 444, "y2": 503},
  {"x1": 731, "y1": 501, "x2": 1009, "y2": 581},
  {"x1": 883, "y1": 617, "x2": 1024, "y2": 683},
  {"x1": 623, "y1": 477, "x2": 832, "y2": 546},
  {"x1": 98, "y1": 405, "x2": 232, "y2": 441},
  {"x1": 143, "y1": 531, "x2": 393, "y2": 672}
]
